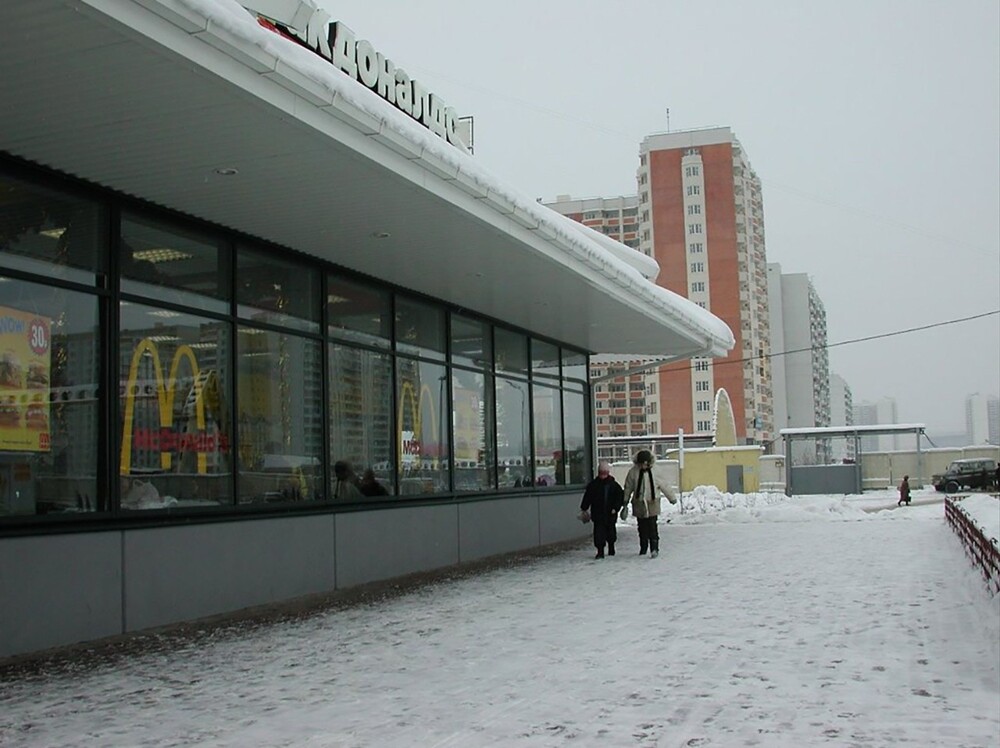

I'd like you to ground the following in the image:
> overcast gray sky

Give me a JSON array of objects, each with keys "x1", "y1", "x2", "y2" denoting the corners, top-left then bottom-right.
[{"x1": 330, "y1": 0, "x2": 999, "y2": 436}]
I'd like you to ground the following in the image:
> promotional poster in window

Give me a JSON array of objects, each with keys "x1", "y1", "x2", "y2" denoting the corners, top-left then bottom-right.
[{"x1": 0, "y1": 305, "x2": 51, "y2": 451}]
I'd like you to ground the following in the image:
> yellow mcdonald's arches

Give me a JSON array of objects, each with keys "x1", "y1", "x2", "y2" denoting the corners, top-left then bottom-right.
[
  {"x1": 396, "y1": 379, "x2": 441, "y2": 459},
  {"x1": 119, "y1": 338, "x2": 207, "y2": 475},
  {"x1": 713, "y1": 388, "x2": 738, "y2": 447}
]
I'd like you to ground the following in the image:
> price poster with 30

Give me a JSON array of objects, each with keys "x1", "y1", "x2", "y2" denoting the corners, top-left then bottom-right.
[{"x1": 0, "y1": 306, "x2": 52, "y2": 452}]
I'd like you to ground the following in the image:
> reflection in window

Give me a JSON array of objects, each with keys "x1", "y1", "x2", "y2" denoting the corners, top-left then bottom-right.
[
  {"x1": 532, "y1": 383, "x2": 562, "y2": 487},
  {"x1": 562, "y1": 386, "x2": 589, "y2": 485},
  {"x1": 329, "y1": 343, "x2": 394, "y2": 498},
  {"x1": 395, "y1": 297, "x2": 445, "y2": 360},
  {"x1": 450, "y1": 314, "x2": 491, "y2": 370},
  {"x1": 531, "y1": 339, "x2": 560, "y2": 380},
  {"x1": 562, "y1": 349, "x2": 587, "y2": 384},
  {"x1": 0, "y1": 173, "x2": 105, "y2": 285},
  {"x1": 0, "y1": 278, "x2": 100, "y2": 515},
  {"x1": 496, "y1": 377, "x2": 530, "y2": 488},
  {"x1": 119, "y1": 302, "x2": 233, "y2": 509},
  {"x1": 237, "y1": 245, "x2": 319, "y2": 332},
  {"x1": 452, "y1": 367, "x2": 494, "y2": 491},
  {"x1": 495, "y1": 327, "x2": 528, "y2": 374},
  {"x1": 237, "y1": 327, "x2": 323, "y2": 503},
  {"x1": 121, "y1": 213, "x2": 229, "y2": 314},
  {"x1": 328, "y1": 276, "x2": 392, "y2": 348},
  {"x1": 396, "y1": 358, "x2": 449, "y2": 494}
]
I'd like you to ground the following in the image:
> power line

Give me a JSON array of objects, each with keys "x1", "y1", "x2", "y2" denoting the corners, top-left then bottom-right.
[{"x1": 608, "y1": 309, "x2": 1000, "y2": 376}]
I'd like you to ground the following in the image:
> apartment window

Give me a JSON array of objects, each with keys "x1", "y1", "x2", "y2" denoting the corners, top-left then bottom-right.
[
  {"x1": 695, "y1": 380, "x2": 710, "y2": 392},
  {"x1": 691, "y1": 281, "x2": 705, "y2": 293},
  {"x1": 696, "y1": 301, "x2": 706, "y2": 308},
  {"x1": 641, "y1": 211, "x2": 649, "y2": 222},
  {"x1": 686, "y1": 185, "x2": 701, "y2": 196},
  {"x1": 689, "y1": 242, "x2": 703, "y2": 253},
  {"x1": 696, "y1": 400, "x2": 711, "y2": 412},
  {"x1": 687, "y1": 204, "x2": 701, "y2": 215},
  {"x1": 697, "y1": 420, "x2": 711, "y2": 431},
  {"x1": 688, "y1": 224, "x2": 703, "y2": 235},
  {"x1": 685, "y1": 165, "x2": 701, "y2": 177},
  {"x1": 690, "y1": 262, "x2": 705, "y2": 273},
  {"x1": 694, "y1": 360, "x2": 709, "y2": 372}
]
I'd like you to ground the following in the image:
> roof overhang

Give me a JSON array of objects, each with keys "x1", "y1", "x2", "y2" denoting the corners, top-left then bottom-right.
[{"x1": 1, "y1": 0, "x2": 734, "y2": 358}]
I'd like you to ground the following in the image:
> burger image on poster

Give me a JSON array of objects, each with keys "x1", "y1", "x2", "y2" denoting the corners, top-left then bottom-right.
[
  {"x1": 27, "y1": 361, "x2": 48, "y2": 389},
  {"x1": 0, "y1": 401, "x2": 20, "y2": 428},
  {"x1": 0, "y1": 350, "x2": 22, "y2": 389},
  {"x1": 25, "y1": 401, "x2": 48, "y2": 431}
]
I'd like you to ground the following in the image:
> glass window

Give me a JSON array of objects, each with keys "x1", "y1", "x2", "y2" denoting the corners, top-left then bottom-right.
[
  {"x1": 495, "y1": 327, "x2": 527, "y2": 374},
  {"x1": 395, "y1": 296, "x2": 445, "y2": 360},
  {"x1": 495, "y1": 377, "x2": 530, "y2": 488},
  {"x1": 0, "y1": 278, "x2": 100, "y2": 516},
  {"x1": 329, "y1": 343, "x2": 394, "y2": 499},
  {"x1": 237, "y1": 245, "x2": 319, "y2": 332},
  {"x1": 562, "y1": 385, "x2": 589, "y2": 485},
  {"x1": 562, "y1": 349, "x2": 587, "y2": 384},
  {"x1": 450, "y1": 314, "x2": 491, "y2": 370},
  {"x1": 396, "y1": 357, "x2": 449, "y2": 494},
  {"x1": 0, "y1": 173, "x2": 106, "y2": 285},
  {"x1": 236, "y1": 326, "x2": 323, "y2": 504},
  {"x1": 121, "y1": 213, "x2": 230, "y2": 314},
  {"x1": 452, "y1": 367, "x2": 494, "y2": 492},
  {"x1": 119, "y1": 302, "x2": 233, "y2": 509},
  {"x1": 532, "y1": 382, "x2": 562, "y2": 487},
  {"x1": 327, "y1": 275, "x2": 391, "y2": 348},
  {"x1": 531, "y1": 339, "x2": 560, "y2": 380}
]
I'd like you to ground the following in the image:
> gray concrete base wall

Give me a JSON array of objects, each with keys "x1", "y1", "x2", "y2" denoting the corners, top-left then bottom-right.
[{"x1": 1, "y1": 492, "x2": 586, "y2": 659}]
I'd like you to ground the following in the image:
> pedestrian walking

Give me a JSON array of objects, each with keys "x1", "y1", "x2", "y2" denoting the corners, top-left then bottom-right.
[
  {"x1": 621, "y1": 450, "x2": 676, "y2": 558},
  {"x1": 897, "y1": 475, "x2": 911, "y2": 506},
  {"x1": 580, "y1": 461, "x2": 624, "y2": 559}
]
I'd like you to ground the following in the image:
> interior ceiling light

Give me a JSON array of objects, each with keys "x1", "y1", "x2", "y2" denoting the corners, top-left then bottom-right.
[
  {"x1": 214, "y1": 167, "x2": 239, "y2": 176},
  {"x1": 40, "y1": 227, "x2": 67, "y2": 239},
  {"x1": 133, "y1": 248, "x2": 192, "y2": 264},
  {"x1": 370, "y1": 231, "x2": 391, "y2": 239}
]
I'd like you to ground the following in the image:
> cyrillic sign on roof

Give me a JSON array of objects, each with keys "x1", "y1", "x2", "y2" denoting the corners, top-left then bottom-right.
[{"x1": 241, "y1": 1, "x2": 471, "y2": 151}]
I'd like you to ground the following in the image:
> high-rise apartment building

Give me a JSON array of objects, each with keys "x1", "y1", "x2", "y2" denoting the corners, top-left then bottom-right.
[
  {"x1": 767, "y1": 264, "x2": 831, "y2": 462},
  {"x1": 547, "y1": 127, "x2": 774, "y2": 445},
  {"x1": 829, "y1": 372, "x2": 855, "y2": 463},
  {"x1": 853, "y1": 397, "x2": 899, "y2": 452},
  {"x1": 965, "y1": 393, "x2": 1000, "y2": 445},
  {"x1": 637, "y1": 127, "x2": 773, "y2": 444},
  {"x1": 544, "y1": 195, "x2": 651, "y2": 438}
]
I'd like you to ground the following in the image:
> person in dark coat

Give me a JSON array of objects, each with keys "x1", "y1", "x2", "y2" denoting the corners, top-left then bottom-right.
[
  {"x1": 580, "y1": 461, "x2": 625, "y2": 559},
  {"x1": 897, "y1": 475, "x2": 911, "y2": 506}
]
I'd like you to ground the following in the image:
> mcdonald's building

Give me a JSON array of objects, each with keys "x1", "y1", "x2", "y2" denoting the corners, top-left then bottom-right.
[{"x1": 0, "y1": 0, "x2": 733, "y2": 659}]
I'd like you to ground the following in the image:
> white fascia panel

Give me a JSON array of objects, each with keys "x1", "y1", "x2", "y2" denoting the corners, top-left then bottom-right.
[
  {"x1": 320, "y1": 93, "x2": 381, "y2": 135},
  {"x1": 263, "y1": 59, "x2": 334, "y2": 107},
  {"x1": 130, "y1": 0, "x2": 208, "y2": 33},
  {"x1": 194, "y1": 19, "x2": 278, "y2": 74},
  {"x1": 368, "y1": 123, "x2": 424, "y2": 161},
  {"x1": 478, "y1": 188, "x2": 515, "y2": 217},
  {"x1": 415, "y1": 150, "x2": 460, "y2": 181}
]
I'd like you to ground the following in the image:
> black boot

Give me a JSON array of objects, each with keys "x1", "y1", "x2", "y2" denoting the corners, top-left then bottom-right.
[
  {"x1": 595, "y1": 548, "x2": 605, "y2": 559},
  {"x1": 608, "y1": 542, "x2": 615, "y2": 556}
]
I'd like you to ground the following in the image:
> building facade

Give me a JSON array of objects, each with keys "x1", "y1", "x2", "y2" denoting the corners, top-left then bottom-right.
[
  {"x1": 0, "y1": 0, "x2": 733, "y2": 659},
  {"x1": 965, "y1": 393, "x2": 1000, "y2": 446},
  {"x1": 828, "y1": 373, "x2": 855, "y2": 463},
  {"x1": 636, "y1": 127, "x2": 773, "y2": 445},
  {"x1": 767, "y1": 266, "x2": 831, "y2": 463},
  {"x1": 853, "y1": 397, "x2": 900, "y2": 452},
  {"x1": 547, "y1": 128, "x2": 774, "y2": 446}
]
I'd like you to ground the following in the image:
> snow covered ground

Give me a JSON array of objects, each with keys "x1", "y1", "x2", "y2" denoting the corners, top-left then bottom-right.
[{"x1": 1, "y1": 488, "x2": 997, "y2": 747}]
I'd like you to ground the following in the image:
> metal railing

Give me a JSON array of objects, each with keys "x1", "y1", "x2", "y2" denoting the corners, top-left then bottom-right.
[{"x1": 944, "y1": 495, "x2": 1000, "y2": 593}]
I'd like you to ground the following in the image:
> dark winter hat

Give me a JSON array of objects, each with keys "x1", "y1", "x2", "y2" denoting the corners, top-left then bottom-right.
[{"x1": 635, "y1": 449, "x2": 653, "y2": 465}]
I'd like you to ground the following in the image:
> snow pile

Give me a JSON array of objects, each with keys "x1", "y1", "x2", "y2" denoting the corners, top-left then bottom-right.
[
  {"x1": 957, "y1": 494, "x2": 1000, "y2": 542},
  {"x1": 666, "y1": 485, "x2": 871, "y2": 524}
]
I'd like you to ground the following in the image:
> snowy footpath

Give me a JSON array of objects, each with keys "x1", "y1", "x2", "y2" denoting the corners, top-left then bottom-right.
[{"x1": 1, "y1": 490, "x2": 998, "y2": 747}]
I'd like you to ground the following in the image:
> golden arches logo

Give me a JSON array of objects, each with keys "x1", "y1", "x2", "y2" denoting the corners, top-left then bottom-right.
[
  {"x1": 120, "y1": 338, "x2": 208, "y2": 475},
  {"x1": 397, "y1": 379, "x2": 441, "y2": 460}
]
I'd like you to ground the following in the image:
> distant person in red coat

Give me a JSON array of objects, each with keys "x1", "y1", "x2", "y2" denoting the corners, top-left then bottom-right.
[{"x1": 897, "y1": 475, "x2": 911, "y2": 507}]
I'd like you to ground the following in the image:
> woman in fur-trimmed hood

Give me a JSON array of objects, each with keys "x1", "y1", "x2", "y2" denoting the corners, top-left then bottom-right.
[{"x1": 621, "y1": 449, "x2": 676, "y2": 557}]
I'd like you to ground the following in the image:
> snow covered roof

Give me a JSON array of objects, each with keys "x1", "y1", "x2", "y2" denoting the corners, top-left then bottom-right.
[{"x1": 1, "y1": 0, "x2": 734, "y2": 359}]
